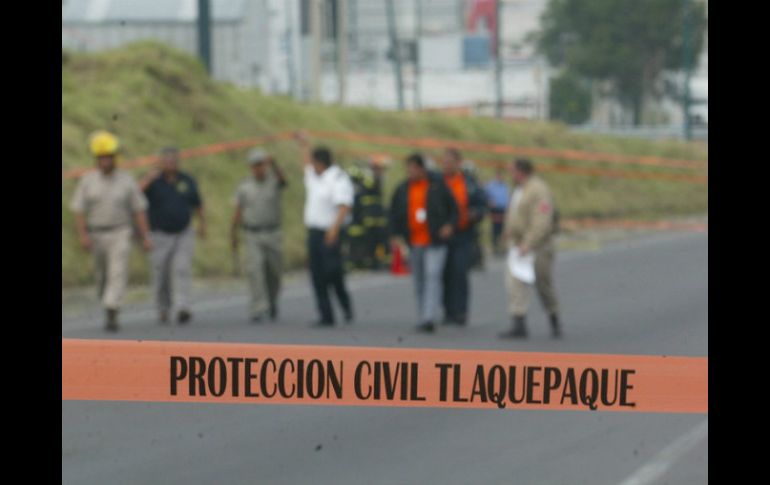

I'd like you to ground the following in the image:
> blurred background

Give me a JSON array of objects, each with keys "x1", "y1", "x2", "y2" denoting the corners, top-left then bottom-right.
[
  {"x1": 62, "y1": 0, "x2": 707, "y2": 134},
  {"x1": 62, "y1": 4, "x2": 708, "y2": 484},
  {"x1": 61, "y1": 0, "x2": 708, "y2": 289}
]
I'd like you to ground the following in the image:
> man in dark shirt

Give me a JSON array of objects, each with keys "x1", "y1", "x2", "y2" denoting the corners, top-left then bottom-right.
[
  {"x1": 140, "y1": 146, "x2": 206, "y2": 324},
  {"x1": 441, "y1": 148, "x2": 487, "y2": 326}
]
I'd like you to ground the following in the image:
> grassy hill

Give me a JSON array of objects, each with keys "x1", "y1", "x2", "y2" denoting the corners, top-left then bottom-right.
[{"x1": 62, "y1": 42, "x2": 708, "y2": 287}]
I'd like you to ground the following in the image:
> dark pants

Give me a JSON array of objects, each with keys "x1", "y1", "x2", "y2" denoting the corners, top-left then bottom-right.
[
  {"x1": 308, "y1": 228, "x2": 352, "y2": 324},
  {"x1": 490, "y1": 208, "x2": 505, "y2": 252},
  {"x1": 443, "y1": 230, "x2": 474, "y2": 320}
]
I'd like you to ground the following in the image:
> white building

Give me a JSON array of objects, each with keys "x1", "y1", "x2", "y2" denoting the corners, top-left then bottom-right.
[
  {"x1": 314, "y1": 0, "x2": 551, "y2": 116},
  {"x1": 61, "y1": 0, "x2": 553, "y2": 117},
  {"x1": 62, "y1": 0, "x2": 284, "y2": 91}
]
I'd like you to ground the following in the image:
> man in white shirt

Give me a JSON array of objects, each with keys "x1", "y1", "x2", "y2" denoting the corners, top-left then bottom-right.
[{"x1": 296, "y1": 132, "x2": 355, "y2": 326}]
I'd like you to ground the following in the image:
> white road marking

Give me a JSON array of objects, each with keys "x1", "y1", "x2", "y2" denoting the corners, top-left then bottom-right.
[{"x1": 616, "y1": 419, "x2": 708, "y2": 485}]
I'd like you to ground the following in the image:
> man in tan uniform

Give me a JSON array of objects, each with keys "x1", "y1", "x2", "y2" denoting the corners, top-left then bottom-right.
[
  {"x1": 499, "y1": 158, "x2": 562, "y2": 339},
  {"x1": 231, "y1": 148, "x2": 287, "y2": 322},
  {"x1": 70, "y1": 131, "x2": 152, "y2": 331}
]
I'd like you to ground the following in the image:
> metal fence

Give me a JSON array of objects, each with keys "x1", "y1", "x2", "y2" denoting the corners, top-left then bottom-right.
[{"x1": 570, "y1": 124, "x2": 708, "y2": 142}]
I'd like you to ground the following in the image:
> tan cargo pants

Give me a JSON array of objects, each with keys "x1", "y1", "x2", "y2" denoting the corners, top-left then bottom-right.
[
  {"x1": 243, "y1": 229, "x2": 283, "y2": 316},
  {"x1": 91, "y1": 226, "x2": 132, "y2": 310},
  {"x1": 505, "y1": 243, "x2": 559, "y2": 317}
]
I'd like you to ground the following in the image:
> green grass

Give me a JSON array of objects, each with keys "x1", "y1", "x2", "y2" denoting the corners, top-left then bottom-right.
[{"x1": 62, "y1": 41, "x2": 708, "y2": 287}]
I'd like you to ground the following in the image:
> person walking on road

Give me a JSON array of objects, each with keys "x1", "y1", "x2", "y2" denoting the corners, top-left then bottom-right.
[
  {"x1": 296, "y1": 132, "x2": 355, "y2": 326},
  {"x1": 441, "y1": 148, "x2": 487, "y2": 326},
  {"x1": 230, "y1": 148, "x2": 288, "y2": 323},
  {"x1": 485, "y1": 165, "x2": 510, "y2": 256},
  {"x1": 499, "y1": 158, "x2": 562, "y2": 339},
  {"x1": 139, "y1": 146, "x2": 206, "y2": 325},
  {"x1": 69, "y1": 131, "x2": 152, "y2": 332},
  {"x1": 389, "y1": 153, "x2": 458, "y2": 333}
]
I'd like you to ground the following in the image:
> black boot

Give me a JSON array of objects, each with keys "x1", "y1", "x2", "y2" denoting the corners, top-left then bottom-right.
[
  {"x1": 177, "y1": 309, "x2": 192, "y2": 324},
  {"x1": 268, "y1": 302, "x2": 278, "y2": 321},
  {"x1": 550, "y1": 314, "x2": 562, "y2": 338},
  {"x1": 499, "y1": 315, "x2": 527, "y2": 339},
  {"x1": 342, "y1": 302, "x2": 354, "y2": 324},
  {"x1": 416, "y1": 321, "x2": 436, "y2": 333},
  {"x1": 105, "y1": 308, "x2": 119, "y2": 332}
]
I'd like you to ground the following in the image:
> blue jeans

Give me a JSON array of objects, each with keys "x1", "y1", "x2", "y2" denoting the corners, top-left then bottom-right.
[{"x1": 409, "y1": 244, "x2": 448, "y2": 323}]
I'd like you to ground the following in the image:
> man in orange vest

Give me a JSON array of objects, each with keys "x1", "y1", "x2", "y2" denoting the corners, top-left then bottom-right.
[
  {"x1": 441, "y1": 148, "x2": 488, "y2": 325},
  {"x1": 389, "y1": 153, "x2": 458, "y2": 333}
]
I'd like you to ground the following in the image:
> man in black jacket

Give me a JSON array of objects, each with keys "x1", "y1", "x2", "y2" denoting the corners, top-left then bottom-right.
[
  {"x1": 389, "y1": 153, "x2": 458, "y2": 333},
  {"x1": 441, "y1": 148, "x2": 488, "y2": 325}
]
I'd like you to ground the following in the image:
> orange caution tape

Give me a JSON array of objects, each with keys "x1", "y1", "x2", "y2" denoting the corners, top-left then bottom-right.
[
  {"x1": 61, "y1": 132, "x2": 294, "y2": 181},
  {"x1": 62, "y1": 130, "x2": 707, "y2": 184},
  {"x1": 62, "y1": 339, "x2": 707, "y2": 413},
  {"x1": 308, "y1": 130, "x2": 708, "y2": 170},
  {"x1": 337, "y1": 147, "x2": 708, "y2": 185}
]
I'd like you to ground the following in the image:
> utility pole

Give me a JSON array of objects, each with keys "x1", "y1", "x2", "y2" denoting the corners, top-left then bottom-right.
[
  {"x1": 414, "y1": 0, "x2": 422, "y2": 111},
  {"x1": 286, "y1": 0, "x2": 296, "y2": 98},
  {"x1": 336, "y1": 0, "x2": 348, "y2": 104},
  {"x1": 494, "y1": 0, "x2": 503, "y2": 118},
  {"x1": 681, "y1": 0, "x2": 692, "y2": 140},
  {"x1": 385, "y1": 0, "x2": 405, "y2": 110},
  {"x1": 197, "y1": 0, "x2": 212, "y2": 74},
  {"x1": 309, "y1": 0, "x2": 322, "y2": 102}
]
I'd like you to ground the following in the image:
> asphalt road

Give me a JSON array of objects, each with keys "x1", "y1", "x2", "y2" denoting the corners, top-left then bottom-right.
[{"x1": 62, "y1": 230, "x2": 708, "y2": 485}]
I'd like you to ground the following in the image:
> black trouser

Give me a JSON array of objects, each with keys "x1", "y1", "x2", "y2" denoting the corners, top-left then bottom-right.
[
  {"x1": 490, "y1": 208, "x2": 505, "y2": 252},
  {"x1": 308, "y1": 228, "x2": 352, "y2": 324},
  {"x1": 442, "y1": 229, "x2": 474, "y2": 319}
]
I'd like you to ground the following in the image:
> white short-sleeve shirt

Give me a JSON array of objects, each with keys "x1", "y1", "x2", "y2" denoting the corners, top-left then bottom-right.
[{"x1": 303, "y1": 165, "x2": 354, "y2": 229}]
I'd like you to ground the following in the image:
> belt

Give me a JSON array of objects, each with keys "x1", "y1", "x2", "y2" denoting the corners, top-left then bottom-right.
[
  {"x1": 87, "y1": 225, "x2": 125, "y2": 232},
  {"x1": 242, "y1": 223, "x2": 279, "y2": 232}
]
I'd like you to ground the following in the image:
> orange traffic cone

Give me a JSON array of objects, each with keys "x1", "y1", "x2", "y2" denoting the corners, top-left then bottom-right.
[{"x1": 390, "y1": 242, "x2": 410, "y2": 276}]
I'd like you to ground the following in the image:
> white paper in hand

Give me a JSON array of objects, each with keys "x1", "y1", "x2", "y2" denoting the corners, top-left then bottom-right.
[{"x1": 507, "y1": 247, "x2": 536, "y2": 284}]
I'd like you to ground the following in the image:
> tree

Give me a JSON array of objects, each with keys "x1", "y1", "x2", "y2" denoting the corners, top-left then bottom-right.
[
  {"x1": 535, "y1": 0, "x2": 706, "y2": 125},
  {"x1": 549, "y1": 71, "x2": 591, "y2": 124}
]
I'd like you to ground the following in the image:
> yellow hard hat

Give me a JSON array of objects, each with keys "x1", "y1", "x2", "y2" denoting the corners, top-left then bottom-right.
[{"x1": 89, "y1": 130, "x2": 120, "y2": 157}]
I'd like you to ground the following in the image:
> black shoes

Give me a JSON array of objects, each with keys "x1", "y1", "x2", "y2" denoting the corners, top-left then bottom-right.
[
  {"x1": 550, "y1": 314, "x2": 562, "y2": 339},
  {"x1": 159, "y1": 310, "x2": 191, "y2": 325},
  {"x1": 105, "y1": 308, "x2": 119, "y2": 332},
  {"x1": 498, "y1": 315, "x2": 564, "y2": 339},
  {"x1": 177, "y1": 310, "x2": 192, "y2": 324},
  {"x1": 416, "y1": 321, "x2": 436, "y2": 333},
  {"x1": 309, "y1": 319, "x2": 334, "y2": 328},
  {"x1": 498, "y1": 315, "x2": 528, "y2": 339},
  {"x1": 442, "y1": 314, "x2": 467, "y2": 326},
  {"x1": 344, "y1": 306, "x2": 354, "y2": 324},
  {"x1": 251, "y1": 312, "x2": 265, "y2": 324}
]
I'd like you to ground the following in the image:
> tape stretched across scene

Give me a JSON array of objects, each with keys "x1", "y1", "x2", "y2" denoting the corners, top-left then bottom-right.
[
  {"x1": 62, "y1": 339, "x2": 707, "y2": 414},
  {"x1": 61, "y1": 130, "x2": 708, "y2": 181},
  {"x1": 308, "y1": 130, "x2": 709, "y2": 170}
]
